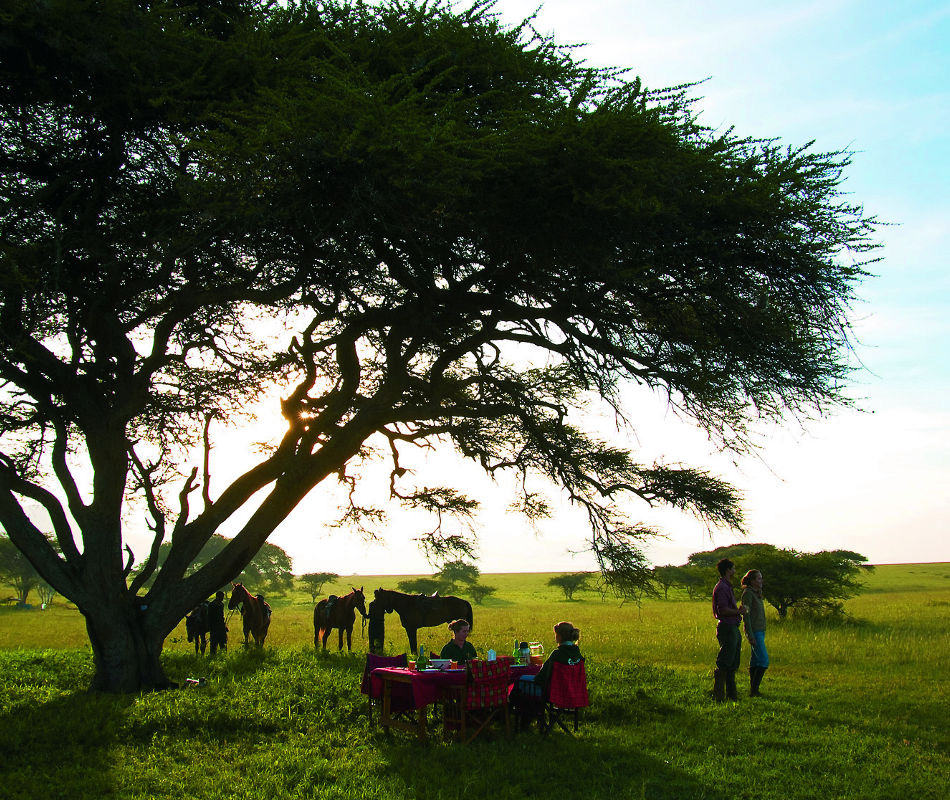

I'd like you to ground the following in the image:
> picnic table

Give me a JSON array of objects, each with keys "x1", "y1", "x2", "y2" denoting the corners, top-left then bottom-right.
[{"x1": 369, "y1": 661, "x2": 540, "y2": 740}]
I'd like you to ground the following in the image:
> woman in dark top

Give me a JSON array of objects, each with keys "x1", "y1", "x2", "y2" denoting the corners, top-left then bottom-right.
[
  {"x1": 510, "y1": 621, "x2": 584, "y2": 729},
  {"x1": 439, "y1": 618, "x2": 477, "y2": 663},
  {"x1": 534, "y1": 621, "x2": 584, "y2": 694}
]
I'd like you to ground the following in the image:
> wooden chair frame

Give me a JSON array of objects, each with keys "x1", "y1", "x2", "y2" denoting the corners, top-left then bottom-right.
[{"x1": 442, "y1": 661, "x2": 511, "y2": 744}]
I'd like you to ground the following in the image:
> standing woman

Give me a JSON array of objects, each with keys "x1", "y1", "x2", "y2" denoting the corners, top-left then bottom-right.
[{"x1": 741, "y1": 570, "x2": 769, "y2": 697}]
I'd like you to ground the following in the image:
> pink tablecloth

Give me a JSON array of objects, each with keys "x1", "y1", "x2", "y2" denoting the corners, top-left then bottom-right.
[{"x1": 370, "y1": 663, "x2": 540, "y2": 709}]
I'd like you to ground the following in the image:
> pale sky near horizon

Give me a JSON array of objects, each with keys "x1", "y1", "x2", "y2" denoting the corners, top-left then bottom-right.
[{"x1": 134, "y1": 1, "x2": 950, "y2": 576}]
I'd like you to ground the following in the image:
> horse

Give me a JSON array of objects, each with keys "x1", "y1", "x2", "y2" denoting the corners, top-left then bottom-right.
[
  {"x1": 185, "y1": 601, "x2": 209, "y2": 655},
  {"x1": 373, "y1": 588, "x2": 473, "y2": 653},
  {"x1": 228, "y1": 583, "x2": 271, "y2": 647},
  {"x1": 314, "y1": 587, "x2": 368, "y2": 651}
]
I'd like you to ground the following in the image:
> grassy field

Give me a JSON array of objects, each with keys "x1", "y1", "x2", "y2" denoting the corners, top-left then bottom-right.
[{"x1": 0, "y1": 564, "x2": 948, "y2": 799}]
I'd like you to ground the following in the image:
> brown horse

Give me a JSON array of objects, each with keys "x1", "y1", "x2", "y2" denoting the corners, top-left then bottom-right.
[
  {"x1": 373, "y1": 588, "x2": 473, "y2": 653},
  {"x1": 185, "y1": 601, "x2": 209, "y2": 654},
  {"x1": 314, "y1": 587, "x2": 368, "y2": 651},
  {"x1": 228, "y1": 583, "x2": 271, "y2": 646}
]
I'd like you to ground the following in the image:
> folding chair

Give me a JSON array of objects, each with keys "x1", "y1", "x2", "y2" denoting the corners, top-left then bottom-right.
[
  {"x1": 443, "y1": 659, "x2": 511, "y2": 743},
  {"x1": 361, "y1": 652, "x2": 411, "y2": 727},
  {"x1": 544, "y1": 660, "x2": 589, "y2": 734}
]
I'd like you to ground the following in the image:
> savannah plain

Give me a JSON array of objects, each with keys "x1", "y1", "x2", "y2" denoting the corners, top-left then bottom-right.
[{"x1": 1, "y1": 563, "x2": 947, "y2": 800}]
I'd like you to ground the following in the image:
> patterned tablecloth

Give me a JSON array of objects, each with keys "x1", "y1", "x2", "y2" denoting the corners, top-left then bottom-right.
[{"x1": 369, "y1": 662, "x2": 540, "y2": 709}]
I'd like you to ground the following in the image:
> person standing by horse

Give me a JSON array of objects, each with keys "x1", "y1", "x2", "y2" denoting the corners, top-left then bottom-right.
[
  {"x1": 208, "y1": 590, "x2": 228, "y2": 655},
  {"x1": 367, "y1": 599, "x2": 385, "y2": 654}
]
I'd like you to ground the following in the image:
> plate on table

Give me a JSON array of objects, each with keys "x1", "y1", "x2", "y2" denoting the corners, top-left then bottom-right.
[{"x1": 422, "y1": 668, "x2": 443, "y2": 672}]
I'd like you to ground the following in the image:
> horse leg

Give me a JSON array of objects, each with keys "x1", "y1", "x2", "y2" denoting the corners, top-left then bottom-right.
[
  {"x1": 322, "y1": 627, "x2": 331, "y2": 649},
  {"x1": 200, "y1": 634, "x2": 207, "y2": 655},
  {"x1": 345, "y1": 624, "x2": 353, "y2": 652},
  {"x1": 337, "y1": 626, "x2": 344, "y2": 651},
  {"x1": 406, "y1": 627, "x2": 417, "y2": 654}
]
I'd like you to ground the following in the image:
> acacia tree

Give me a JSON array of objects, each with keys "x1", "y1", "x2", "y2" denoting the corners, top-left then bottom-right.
[
  {"x1": 0, "y1": 533, "x2": 41, "y2": 604},
  {"x1": 300, "y1": 572, "x2": 340, "y2": 603},
  {"x1": 468, "y1": 584, "x2": 497, "y2": 605},
  {"x1": 436, "y1": 560, "x2": 480, "y2": 592},
  {"x1": 548, "y1": 573, "x2": 592, "y2": 601},
  {"x1": 0, "y1": 0, "x2": 876, "y2": 691}
]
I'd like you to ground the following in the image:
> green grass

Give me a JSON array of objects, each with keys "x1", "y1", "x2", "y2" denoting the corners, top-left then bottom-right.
[{"x1": 1, "y1": 564, "x2": 948, "y2": 799}]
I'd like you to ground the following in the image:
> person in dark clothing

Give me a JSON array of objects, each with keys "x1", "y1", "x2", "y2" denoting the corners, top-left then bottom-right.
[
  {"x1": 367, "y1": 599, "x2": 385, "y2": 654},
  {"x1": 439, "y1": 619, "x2": 477, "y2": 663},
  {"x1": 712, "y1": 558, "x2": 747, "y2": 702},
  {"x1": 511, "y1": 621, "x2": 584, "y2": 728},
  {"x1": 534, "y1": 621, "x2": 584, "y2": 695},
  {"x1": 208, "y1": 590, "x2": 228, "y2": 655}
]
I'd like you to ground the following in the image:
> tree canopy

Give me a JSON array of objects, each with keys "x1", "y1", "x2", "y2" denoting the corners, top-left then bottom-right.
[
  {"x1": 435, "y1": 560, "x2": 480, "y2": 591},
  {"x1": 133, "y1": 535, "x2": 294, "y2": 595},
  {"x1": 547, "y1": 573, "x2": 593, "y2": 601},
  {"x1": 300, "y1": 572, "x2": 340, "y2": 603},
  {"x1": 0, "y1": 532, "x2": 44, "y2": 604},
  {"x1": 0, "y1": 0, "x2": 876, "y2": 690}
]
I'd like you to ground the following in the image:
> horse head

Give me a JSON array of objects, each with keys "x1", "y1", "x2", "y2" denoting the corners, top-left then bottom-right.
[
  {"x1": 352, "y1": 586, "x2": 368, "y2": 619},
  {"x1": 227, "y1": 583, "x2": 243, "y2": 610}
]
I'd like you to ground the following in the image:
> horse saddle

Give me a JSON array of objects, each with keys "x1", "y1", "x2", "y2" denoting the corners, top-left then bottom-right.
[{"x1": 256, "y1": 595, "x2": 272, "y2": 619}]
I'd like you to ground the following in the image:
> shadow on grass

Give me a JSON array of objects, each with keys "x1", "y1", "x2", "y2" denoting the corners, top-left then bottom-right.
[
  {"x1": 0, "y1": 690, "x2": 131, "y2": 799},
  {"x1": 376, "y1": 731, "x2": 723, "y2": 800}
]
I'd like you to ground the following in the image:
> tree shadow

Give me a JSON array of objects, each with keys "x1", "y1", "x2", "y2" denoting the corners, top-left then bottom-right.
[
  {"x1": 0, "y1": 690, "x2": 130, "y2": 799},
  {"x1": 375, "y1": 733, "x2": 722, "y2": 800}
]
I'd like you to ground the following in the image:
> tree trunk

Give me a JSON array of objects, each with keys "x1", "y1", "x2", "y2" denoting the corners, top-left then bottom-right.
[{"x1": 84, "y1": 600, "x2": 173, "y2": 693}]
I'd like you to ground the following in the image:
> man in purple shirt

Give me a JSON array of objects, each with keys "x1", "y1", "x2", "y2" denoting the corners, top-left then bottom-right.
[{"x1": 712, "y1": 558, "x2": 747, "y2": 702}]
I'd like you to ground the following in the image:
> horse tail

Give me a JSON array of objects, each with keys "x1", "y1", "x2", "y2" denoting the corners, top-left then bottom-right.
[{"x1": 314, "y1": 601, "x2": 327, "y2": 644}]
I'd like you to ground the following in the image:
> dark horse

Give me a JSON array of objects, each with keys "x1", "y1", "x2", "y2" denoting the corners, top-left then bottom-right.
[
  {"x1": 373, "y1": 588, "x2": 473, "y2": 653},
  {"x1": 228, "y1": 583, "x2": 271, "y2": 646},
  {"x1": 185, "y1": 601, "x2": 209, "y2": 654},
  {"x1": 314, "y1": 587, "x2": 368, "y2": 651}
]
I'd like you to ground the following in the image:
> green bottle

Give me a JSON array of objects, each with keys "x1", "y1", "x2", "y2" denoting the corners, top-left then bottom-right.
[{"x1": 512, "y1": 639, "x2": 519, "y2": 660}]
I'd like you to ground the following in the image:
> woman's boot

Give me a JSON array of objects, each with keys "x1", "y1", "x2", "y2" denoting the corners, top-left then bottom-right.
[{"x1": 751, "y1": 666, "x2": 766, "y2": 697}]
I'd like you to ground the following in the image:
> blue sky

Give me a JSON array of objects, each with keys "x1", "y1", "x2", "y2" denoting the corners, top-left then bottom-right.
[{"x1": 212, "y1": 1, "x2": 950, "y2": 574}]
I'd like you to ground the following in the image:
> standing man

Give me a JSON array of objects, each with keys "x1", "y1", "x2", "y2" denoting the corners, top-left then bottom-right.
[
  {"x1": 208, "y1": 590, "x2": 228, "y2": 655},
  {"x1": 712, "y1": 558, "x2": 746, "y2": 702}
]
